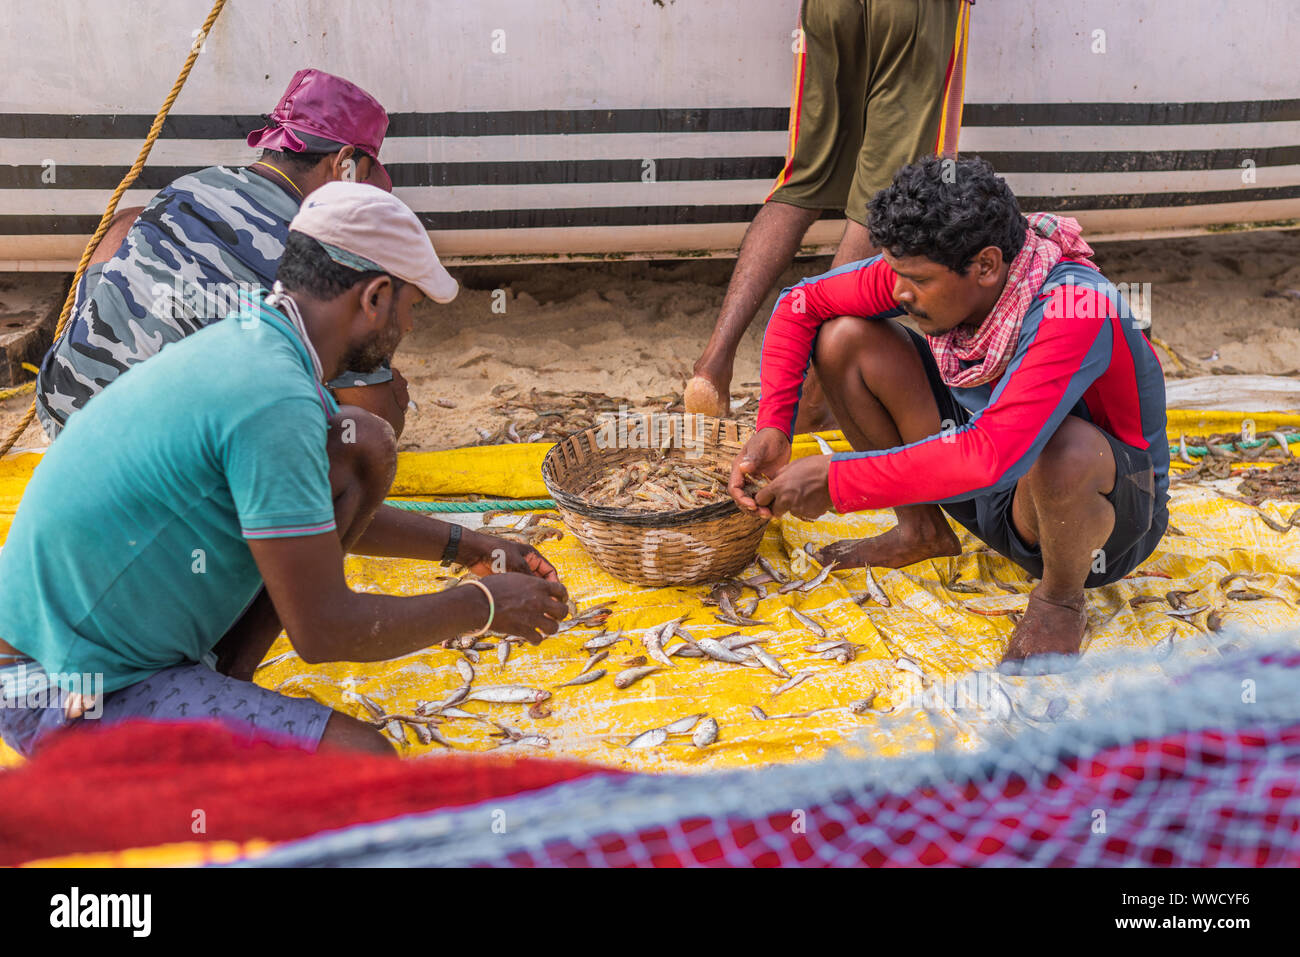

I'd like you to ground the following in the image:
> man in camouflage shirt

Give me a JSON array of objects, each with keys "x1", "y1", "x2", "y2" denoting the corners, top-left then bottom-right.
[{"x1": 36, "y1": 68, "x2": 413, "y2": 437}]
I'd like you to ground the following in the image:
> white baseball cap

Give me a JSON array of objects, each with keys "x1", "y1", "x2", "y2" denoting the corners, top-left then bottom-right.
[{"x1": 288, "y1": 181, "x2": 458, "y2": 303}]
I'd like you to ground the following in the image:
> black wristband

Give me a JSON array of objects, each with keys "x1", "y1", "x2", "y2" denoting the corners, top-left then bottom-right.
[{"x1": 441, "y1": 523, "x2": 462, "y2": 565}]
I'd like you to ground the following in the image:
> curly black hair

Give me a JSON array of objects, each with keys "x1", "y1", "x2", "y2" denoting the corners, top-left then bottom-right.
[
  {"x1": 866, "y1": 156, "x2": 1028, "y2": 273},
  {"x1": 276, "y1": 230, "x2": 404, "y2": 301}
]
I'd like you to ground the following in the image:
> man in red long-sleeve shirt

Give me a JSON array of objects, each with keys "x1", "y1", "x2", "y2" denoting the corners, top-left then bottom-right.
[{"x1": 729, "y1": 157, "x2": 1168, "y2": 670}]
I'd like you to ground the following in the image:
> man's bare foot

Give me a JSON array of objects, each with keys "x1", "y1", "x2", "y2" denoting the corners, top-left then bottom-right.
[
  {"x1": 999, "y1": 590, "x2": 1088, "y2": 674},
  {"x1": 684, "y1": 374, "x2": 729, "y2": 418},
  {"x1": 815, "y1": 519, "x2": 961, "y2": 570}
]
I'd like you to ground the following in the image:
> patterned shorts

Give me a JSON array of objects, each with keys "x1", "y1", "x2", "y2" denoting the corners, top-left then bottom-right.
[{"x1": 0, "y1": 656, "x2": 333, "y2": 758}]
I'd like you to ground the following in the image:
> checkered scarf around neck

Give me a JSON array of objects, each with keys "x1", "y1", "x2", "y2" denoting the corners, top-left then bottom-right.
[{"x1": 926, "y1": 213, "x2": 1096, "y2": 388}]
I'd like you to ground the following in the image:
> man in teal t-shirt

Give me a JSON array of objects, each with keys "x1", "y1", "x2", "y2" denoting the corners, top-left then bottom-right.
[{"x1": 0, "y1": 183, "x2": 569, "y2": 758}]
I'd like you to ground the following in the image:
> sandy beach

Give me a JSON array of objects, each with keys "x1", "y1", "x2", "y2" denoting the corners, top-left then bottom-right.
[{"x1": 3, "y1": 228, "x2": 1299, "y2": 454}]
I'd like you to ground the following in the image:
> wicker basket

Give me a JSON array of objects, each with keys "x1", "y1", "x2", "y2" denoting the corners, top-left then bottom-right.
[{"x1": 541, "y1": 414, "x2": 769, "y2": 586}]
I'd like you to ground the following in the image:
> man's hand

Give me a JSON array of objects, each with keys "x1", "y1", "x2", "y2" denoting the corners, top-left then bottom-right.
[
  {"x1": 478, "y1": 574, "x2": 570, "y2": 644},
  {"x1": 729, "y1": 427, "x2": 793, "y2": 517},
  {"x1": 461, "y1": 530, "x2": 560, "y2": 582},
  {"x1": 753, "y1": 454, "x2": 833, "y2": 520}
]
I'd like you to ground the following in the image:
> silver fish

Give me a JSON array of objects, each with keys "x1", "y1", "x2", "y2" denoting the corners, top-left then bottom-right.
[
  {"x1": 350, "y1": 691, "x2": 385, "y2": 721},
  {"x1": 788, "y1": 607, "x2": 828, "y2": 638},
  {"x1": 580, "y1": 650, "x2": 609, "y2": 675},
  {"x1": 750, "y1": 705, "x2": 768, "y2": 720},
  {"x1": 798, "y1": 560, "x2": 838, "y2": 593},
  {"x1": 515, "y1": 735, "x2": 550, "y2": 749},
  {"x1": 457, "y1": 658, "x2": 476, "y2": 683},
  {"x1": 895, "y1": 655, "x2": 925, "y2": 677},
  {"x1": 806, "y1": 639, "x2": 849, "y2": 653},
  {"x1": 644, "y1": 621, "x2": 677, "y2": 668},
  {"x1": 771, "y1": 670, "x2": 815, "y2": 697},
  {"x1": 427, "y1": 725, "x2": 453, "y2": 748},
  {"x1": 411, "y1": 721, "x2": 434, "y2": 746},
  {"x1": 583, "y1": 630, "x2": 625, "y2": 651},
  {"x1": 614, "y1": 665, "x2": 660, "y2": 689},
  {"x1": 555, "y1": 669, "x2": 606, "y2": 688},
  {"x1": 670, "y1": 643, "x2": 704, "y2": 658},
  {"x1": 850, "y1": 694, "x2": 878, "y2": 715},
  {"x1": 1154, "y1": 626, "x2": 1178, "y2": 661},
  {"x1": 1165, "y1": 605, "x2": 1210, "y2": 620},
  {"x1": 745, "y1": 645, "x2": 790, "y2": 679},
  {"x1": 720, "y1": 634, "x2": 767, "y2": 651},
  {"x1": 385, "y1": 720, "x2": 408, "y2": 745},
  {"x1": 717, "y1": 591, "x2": 741, "y2": 620},
  {"x1": 439, "y1": 706, "x2": 477, "y2": 720},
  {"x1": 860, "y1": 567, "x2": 891, "y2": 607},
  {"x1": 695, "y1": 638, "x2": 749, "y2": 664},
  {"x1": 627, "y1": 727, "x2": 669, "y2": 749},
  {"x1": 691, "y1": 717, "x2": 720, "y2": 748},
  {"x1": 757, "y1": 556, "x2": 787, "y2": 584},
  {"x1": 497, "y1": 640, "x2": 510, "y2": 667},
  {"x1": 664, "y1": 713, "x2": 706, "y2": 735},
  {"x1": 254, "y1": 650, "x2": 299, "y2": 672},
  {"x1": 460, "y1": 648, "x2": 480, "y2": 664},
  {"x1": 466, "y1": 685, "x2": 551, "y2": 704}
]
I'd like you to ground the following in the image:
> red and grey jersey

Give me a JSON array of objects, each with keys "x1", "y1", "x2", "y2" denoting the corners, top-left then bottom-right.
[{"x1": 756, "y1": 255, "x2": 1170, "y2": 514}]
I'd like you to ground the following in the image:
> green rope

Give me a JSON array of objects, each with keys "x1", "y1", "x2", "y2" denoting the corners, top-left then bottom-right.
[
  {"x1": 1172, "y1": 432, "x2": 1300, "y2": 459},
  {"x1": 385, "y1": 498, "x2": 556, "y2": 513}
]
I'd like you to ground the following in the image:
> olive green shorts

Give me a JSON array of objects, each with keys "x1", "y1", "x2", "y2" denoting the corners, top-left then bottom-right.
[{"x1": 767, "y1": 0, "x2": 973, "y2": 226}]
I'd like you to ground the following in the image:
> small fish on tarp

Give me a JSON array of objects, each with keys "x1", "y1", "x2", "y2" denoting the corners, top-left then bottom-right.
[
  {"x1": 555, "y1": 669, "x2": 605, "y2": 688},
  {"x1": 787, "y1": 607, "x2": 828, "y2": 638},
  {"x1": 664, "y1": 713, "x2": 706, "y2": 735},
  {"x1": 771, "y1": 670, "x2": 816, "y2": 697},
  {"x1": 614, "y1": 665, "x2": 660, "y2": 689},
  {"x1": 583, "y1": 630, "x2": 625, "y2": 651},
  {"x1": 467, "y1": 685, "x2": 552, "y2": 704},
  {"x1": 695, "y1": 637, "x2": 748, "y2": 664},
  {"x1": 627, "y1": 726, "x2": 668, "y2": 749},
  {"x1": 691, "y1": 717, "x2": 720, "y2": 748}
]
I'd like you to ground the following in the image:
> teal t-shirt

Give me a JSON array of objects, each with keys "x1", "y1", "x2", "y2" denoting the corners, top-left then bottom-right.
[{"x1": 0, "y1": 299, "x2": 339, "y2": 692}]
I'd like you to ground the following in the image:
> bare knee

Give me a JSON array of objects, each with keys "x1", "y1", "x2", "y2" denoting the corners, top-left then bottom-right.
[
  {"x1": 813, "y1": 316, "x2": 872, "y2": 375},
  {"x1": 319, "y1": 711, "x2": 397, "y2": 757},
  {"x1": 328, "y1": 406, "x2": 398, "y2": 491},
  {"x1": 813, "y1": 316, "x2": 917, "y2": 384}
]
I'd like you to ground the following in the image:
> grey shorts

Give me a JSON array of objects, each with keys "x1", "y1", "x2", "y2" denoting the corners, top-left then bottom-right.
[
  {"x1": 906, "y1": 329, "x2": 1168, "y2": 587},
  {"x1": 0, "y1": 655, "x2": 333, "y2": 758}
]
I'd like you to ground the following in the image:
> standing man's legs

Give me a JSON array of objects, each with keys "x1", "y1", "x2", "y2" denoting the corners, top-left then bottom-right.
[
  {"x1": 687, "y1": 201, "x2": 822, "y2": 418},
  {"x1": 686, "y1": 0, "x2": 870, "y2": 421},
  {"x1": 686, "y1": 0, "x2": 970, "y2": 430}
]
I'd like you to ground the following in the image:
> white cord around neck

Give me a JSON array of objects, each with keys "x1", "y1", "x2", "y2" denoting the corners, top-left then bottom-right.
[{"x1": 264, "y1": 281, "x2": 324, "y2": 383}]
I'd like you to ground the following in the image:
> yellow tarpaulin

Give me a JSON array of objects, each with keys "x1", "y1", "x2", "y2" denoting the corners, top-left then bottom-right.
[{"x1": 2, "y1": 410, "x2": 1298, "y2": 771}]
